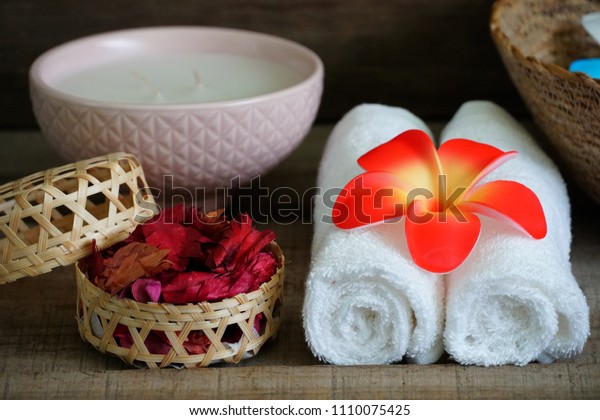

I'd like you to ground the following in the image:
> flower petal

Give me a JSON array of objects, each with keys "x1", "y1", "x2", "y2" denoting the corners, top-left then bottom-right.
[
  {"x1": 461, "y1": 180, "x2": 547, "y2": 239},
  {"x1": 357, "y1": 129, "x2": 441, "y2": 192},
  {"x1": 438, "y1": 139, "x2": 516, "y2": 200},
  {"x1": 131, "y1": 278, "x2": 162, "y2": 303},
  {"x1": 405, "y1": 202, "x2": 481, "y2": 273},
  {"x1": 333, "y1": 171, "x2": 408, "y2": 229}
]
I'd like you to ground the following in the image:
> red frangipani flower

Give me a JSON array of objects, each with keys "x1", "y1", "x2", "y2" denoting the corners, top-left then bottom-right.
[{"x1": 333, "y1": 129, "x2": 547, "y2": 273}]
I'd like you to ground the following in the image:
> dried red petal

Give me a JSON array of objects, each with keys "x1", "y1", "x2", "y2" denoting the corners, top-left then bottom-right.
[
  {"x1": 226, "y1": 228, "x2": 276, "y2": 272},
  {"x1": 113, "y1": 325, "x2": 172, "y2": 355},
  {"x1": 89, "y1": 207, "x2": 277, "y2": 304},
  {"x1": 102, "y1": 242, "x2": 171, "y2": 295},
  {"x1": 153, "y1": 204, "x2": 189, "y2": 225},
  {"x1": 183, "y1": 331, "x2": 212, "y2": 354},
  {"x1": 191, "y1": 208, "x2": 230, "y2": 241},
  {"x1": 161, "y1": 271, "x2": 233, "y2": 304},
  {"x1": 228, "y1": 252, "x2": 278, "y2": 296},
  {"x1": 124, "y1": 224, "x2": 146, "y2": 244},
  {"x1": 113, "y1": 325, "x2": 133, "y2": 348},
  {"x1": 80, "y1": 239, "x2": 105, "y2": 288},
  {"x1": 131, "y1": 278, "x2": 162, "y2": 303},
  {"x1": 206, "y1": 214, "x2": 276, "y2": 272},
  {"x1": 206, "y1": 214, "x2": 254, "y2": 269},
  {"x1": 145, "y1": 223, "x2": 204, "y2": 271}
]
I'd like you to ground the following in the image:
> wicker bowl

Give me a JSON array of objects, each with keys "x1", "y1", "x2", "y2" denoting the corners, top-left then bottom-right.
[
  {"x1": 76, "y1": 242, "x2": 284, "y2": 368},
  {"x1": 491, "y1": 0, "x2": 600, "y2": 204}
]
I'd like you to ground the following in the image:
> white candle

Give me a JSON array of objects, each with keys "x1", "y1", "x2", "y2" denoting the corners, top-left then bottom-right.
[{"x1": 52, "y1": 52, "x2": 304, "y2": 104}]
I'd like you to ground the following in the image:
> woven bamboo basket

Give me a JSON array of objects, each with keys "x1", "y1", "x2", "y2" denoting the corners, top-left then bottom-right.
[
  {"x1": 0, "y1": 153, "x2": 155, "y2": 284},
  {"x1": 76, "y1": 242, "x2": 284, "y2": 368},
  {"x1": 491, "y1": 0, "x2": 600, "y2": 204},
  {"x1": 1, "y1": 153, "x2": 284, "y2": 368}
]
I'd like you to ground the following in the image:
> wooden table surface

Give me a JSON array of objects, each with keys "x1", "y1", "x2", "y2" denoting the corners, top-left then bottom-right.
[{"x1": 0, "y1": 126, "x2": 598, "y2": 399}]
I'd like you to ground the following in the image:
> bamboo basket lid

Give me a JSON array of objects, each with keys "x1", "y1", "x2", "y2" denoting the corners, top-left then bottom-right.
[{"x1": 0, "y1": 153, "x2": 156, "y2": 284}]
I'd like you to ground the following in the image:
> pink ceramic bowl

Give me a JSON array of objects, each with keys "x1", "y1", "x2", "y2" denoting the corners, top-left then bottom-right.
[{"x1": 29, "y1": 27, "x2": 323, "y2": 191}]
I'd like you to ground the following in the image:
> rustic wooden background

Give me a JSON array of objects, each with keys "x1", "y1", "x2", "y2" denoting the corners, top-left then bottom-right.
[{"x1": 0, "y1": 0, "x2": 523, "y2": 129}]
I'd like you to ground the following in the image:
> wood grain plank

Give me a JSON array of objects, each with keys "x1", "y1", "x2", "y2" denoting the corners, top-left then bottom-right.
[{"x1": 3, "y1": 363, "x2": 599, "y2": 399}]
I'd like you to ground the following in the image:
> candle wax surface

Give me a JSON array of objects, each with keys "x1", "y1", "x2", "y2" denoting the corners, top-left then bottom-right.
[{"x1": 52, "y1": 52, "x2": 304, "y2": 104}]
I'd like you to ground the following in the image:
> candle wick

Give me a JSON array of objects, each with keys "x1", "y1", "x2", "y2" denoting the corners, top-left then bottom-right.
[
  {"x1": 193, "y1": 69, "x2": 203, "y2": 88},
  {"x1": 131, "y1": 71, "x2": 163, "y2": 98}
]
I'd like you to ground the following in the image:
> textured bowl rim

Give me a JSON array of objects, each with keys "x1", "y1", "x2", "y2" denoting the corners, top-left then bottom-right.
[
  {"x1": 29, "y1": 25, "x2": 324, "y2": 110},
  {"x1": 491, "y1": 0, "x2": 600, "y2": 90}
]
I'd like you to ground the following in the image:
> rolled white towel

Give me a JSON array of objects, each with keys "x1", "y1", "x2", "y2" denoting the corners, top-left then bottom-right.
[
  {"x1": 441, "y1": 101, "x2": 590, "y2": 366},
  {"x1": 303, "y1": 104, "x2": 445, "y2": 365}
]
